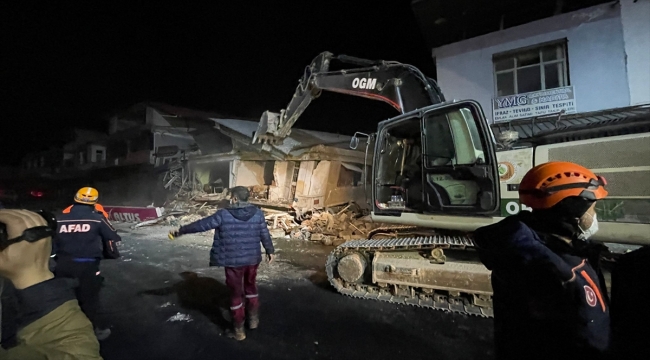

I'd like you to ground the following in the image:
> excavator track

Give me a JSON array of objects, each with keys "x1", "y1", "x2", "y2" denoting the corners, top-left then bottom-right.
[{"x1": 325, "y1": 234, "x2": 494, "y2": 318}]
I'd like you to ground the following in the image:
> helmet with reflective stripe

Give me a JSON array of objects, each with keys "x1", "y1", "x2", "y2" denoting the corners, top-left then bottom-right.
[
  {"x1": 519, "y1": 161, "x2": 608, "y2": 210},
  {"x1": 74, "y1": 187, "x2": 99, "y2": 205}
]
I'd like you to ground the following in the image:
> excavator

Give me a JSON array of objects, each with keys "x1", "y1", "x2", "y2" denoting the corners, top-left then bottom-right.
[{"x1": 252, "y1": 51, "x2": 650, "y2": 318}]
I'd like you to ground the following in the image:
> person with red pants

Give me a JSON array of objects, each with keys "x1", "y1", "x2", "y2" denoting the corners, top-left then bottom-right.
[{"x1": 170, "y1": 186, "x2": 275, "y2": 340}]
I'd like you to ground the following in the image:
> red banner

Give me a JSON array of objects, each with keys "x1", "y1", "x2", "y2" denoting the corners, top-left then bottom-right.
[{"x1": 103, "y1": 206, "x2": 164, "y2": 223}]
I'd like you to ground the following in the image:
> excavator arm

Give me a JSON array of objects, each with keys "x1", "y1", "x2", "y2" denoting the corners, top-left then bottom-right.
[{"x1": 252, "y1": 51, "x2": 445, "y2": 144}]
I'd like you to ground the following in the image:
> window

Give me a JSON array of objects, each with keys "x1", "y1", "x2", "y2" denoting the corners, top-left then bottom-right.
[
  {"x1": 424, "y1": 108, "x2": 486, "y2": 167},
  {"x1": 494, "y1": 41, "x2": 568, "y2": 96},
  {"x1": 263, "y1": 161, "x2": 275, "y2": 185},
  {"x1": 95, "y1": 149, "x2": 105, "y2": 162},
  {"x1": 337, "y1": 164, "x2": 363, "y2": 187}
]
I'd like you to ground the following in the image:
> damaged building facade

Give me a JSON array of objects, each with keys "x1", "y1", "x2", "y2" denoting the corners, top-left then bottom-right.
[
  {"x1": 106, "y1": 103, "x2": 369, "y2": 210},
  {"x1": 17, "y1": 102, "x2": 367, "y2": 209},
  {"x1": 189, "y1": 118, "x2": 369, "y2": 210}
]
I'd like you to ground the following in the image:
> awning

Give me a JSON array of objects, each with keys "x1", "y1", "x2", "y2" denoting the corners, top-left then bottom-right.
[{"x1": 491, "y1": 104, "x2": 650, "y2": 145}]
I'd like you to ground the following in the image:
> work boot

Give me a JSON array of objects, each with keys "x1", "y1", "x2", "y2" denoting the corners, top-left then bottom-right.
[
  {"x1": 247, "y1": 311, "x2": 259, "y2": 329},
  {"x1": 94, "y1": 327, "x2": 111, "y2": 341},
  {"x1": 226, "y1": 324, "x2": 246, "y2": 341}
]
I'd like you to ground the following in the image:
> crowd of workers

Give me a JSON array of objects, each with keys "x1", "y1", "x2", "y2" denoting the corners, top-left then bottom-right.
[{"x1": 0, "y1": 161, "x2": 647, "y2": 359}]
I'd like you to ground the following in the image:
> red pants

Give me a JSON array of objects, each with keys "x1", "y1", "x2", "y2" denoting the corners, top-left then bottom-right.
[{"x1": 225, "y1": 264, "x2": 259, "y2": 326}]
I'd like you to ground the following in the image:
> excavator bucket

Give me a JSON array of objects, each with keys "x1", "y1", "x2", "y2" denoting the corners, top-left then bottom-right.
[{"x1": 252, "y1": 111, "x2": 284, "y2": 145}]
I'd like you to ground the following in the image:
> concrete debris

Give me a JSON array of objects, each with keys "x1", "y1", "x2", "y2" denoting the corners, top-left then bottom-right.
[
  {"x1": 166, "y1": 312, "x2": 193, "y2": 322},
  {"x1": 264, "y1": 202, "x2": 387, "y2": 246},
  {"x1": 190, "y1": 188, "x2": 230, "y2": 203},
  {"x1": 159, "y1": 192, "x2": 380, "y2": 246},
  {"x1": 132, "y1": 211, "x2": 188, "y2": 228}
]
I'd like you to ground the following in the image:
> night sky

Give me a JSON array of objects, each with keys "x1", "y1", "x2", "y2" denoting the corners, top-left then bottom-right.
[
  {"x1": 1, "y1": 0, "x2": 609, "y2": 166},
  {"x1": 1, "y1": 1, "x2": 436, "y2": 166}
]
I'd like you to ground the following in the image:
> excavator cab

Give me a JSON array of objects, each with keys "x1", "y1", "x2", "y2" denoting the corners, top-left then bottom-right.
[{"x1": 373, "y1": 100, "x2": 500, "y2": 217}]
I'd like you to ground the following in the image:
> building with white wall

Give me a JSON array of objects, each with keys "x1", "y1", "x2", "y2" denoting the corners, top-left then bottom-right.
[{"x1": 420, "y1": 0, "x2": 649, "y2": 123}]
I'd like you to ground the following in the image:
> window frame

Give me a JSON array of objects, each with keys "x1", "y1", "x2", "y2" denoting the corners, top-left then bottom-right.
[{"x1": 493, "y1": 40, "x2": 569, "y2": 96}]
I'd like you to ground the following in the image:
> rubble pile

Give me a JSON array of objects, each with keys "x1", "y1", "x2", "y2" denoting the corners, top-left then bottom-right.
[
  {"x1": 249, "y1": 185, "x2": 270, "y2": 201},
  {"x1": 144, "y1": 179, "x2": 380, "y2": 246},
  {"x1": 129, "y1": 190, "x2": 229, "y2": 230},
  {"x1": 265, "y1": 203, "x2": 385, "y2": 246}
]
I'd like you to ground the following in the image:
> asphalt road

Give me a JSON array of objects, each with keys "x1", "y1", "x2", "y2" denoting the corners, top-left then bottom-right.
[{"x1": 94, "y1": 224, "x2": 494, "y2": 360}]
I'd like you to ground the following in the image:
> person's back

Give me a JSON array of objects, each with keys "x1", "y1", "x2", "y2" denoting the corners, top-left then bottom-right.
[
  {"x1": 474, "y1": 161, "x2": 611, "y2": 360},
  {"x1": 475, "y1": 212, "x2": 609, "y2": 359},
  {"x1": 62, "y1": 203, "x2": 109, "y2": 219},
  {"x1": 54, "y1": 187, "x2": 120, "y2": 341},
  {"x1": 171, "y1": 186, "x2": 274, "y2": 341},
  {"x1": 56, "y1": 204, "x2": 117, "y2": 260},
  {"x1": 210, "y1": 203, "x2": 270, "y2": 267}
]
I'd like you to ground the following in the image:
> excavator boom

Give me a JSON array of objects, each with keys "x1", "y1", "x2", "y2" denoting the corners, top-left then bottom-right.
[{"x1": 252, "y1": 51, "x2": 444, "y2": 144}]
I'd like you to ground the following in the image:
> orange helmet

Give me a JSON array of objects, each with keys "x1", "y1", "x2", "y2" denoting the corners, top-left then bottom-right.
[
  {"x1": 74, "y1": 187, "x2": 99, "y2": 205},
  {"x1": 519, "y1": 161, "x2": 608, "y2": 210}
]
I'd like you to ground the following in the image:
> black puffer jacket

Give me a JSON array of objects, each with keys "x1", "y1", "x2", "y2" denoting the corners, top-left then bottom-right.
[{"x1": 474, "y1": 212, "x2": 610, "y2": 360}]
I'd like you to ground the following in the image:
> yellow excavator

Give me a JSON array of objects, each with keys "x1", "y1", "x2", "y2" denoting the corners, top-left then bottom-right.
[{"x1": 253, "y1": 51, "x2": 650, "y2": 317}]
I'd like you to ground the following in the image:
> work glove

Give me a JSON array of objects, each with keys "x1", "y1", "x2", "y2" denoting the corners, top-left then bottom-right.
[{"x1": 168, "y1": 229, "x2": 181, "y2": 240}]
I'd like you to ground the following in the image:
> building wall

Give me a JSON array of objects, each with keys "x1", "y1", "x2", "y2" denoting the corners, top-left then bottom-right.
[
  {"x1": 432, "y1": 3, "x2": 631, "y2": 122},
  {"x1": 308, "y1": 161, "x2": 331, "y2": 197},
  {"x1": 147, "y1": 107, "x2": 198, "y2": 165},
  {"x1": 89, "y1": 144, "x2": 106, "y2": 163},
  {"x1": 295, "y1": 161, "x2": 316, "y2": 197},
  {"x1": 268, "y1": 161, "x2": 291, "y2": 202},
  {"x1": 621, "y1": 0, "x2": 650, "y2": 105},
  {"x1": 323, "y1": 161, "x2": 367, "y2": 208},
  {"x1": 232, "y1": 160, "x2": 267, "y2": 187}
]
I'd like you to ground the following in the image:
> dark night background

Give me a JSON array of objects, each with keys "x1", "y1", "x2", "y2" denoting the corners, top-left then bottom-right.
[{"x1": 1, "y1": 0, "x2": 609, "y2": 166}]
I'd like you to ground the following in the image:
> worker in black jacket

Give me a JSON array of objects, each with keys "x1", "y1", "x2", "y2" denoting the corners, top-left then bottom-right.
[
  {"x1": 53, "y1": 187, "x2": 121, "y2": 341},
  {"x1": 474, "y1": 161, "x2": 611, "y2": 360}
]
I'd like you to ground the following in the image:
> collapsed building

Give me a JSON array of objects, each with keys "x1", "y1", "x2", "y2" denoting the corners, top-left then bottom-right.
[
  {"x1": 104, "y1": 102, "x2": 370, "y2": 212},
  {"x1": 189, "y1": 118, "x2": 369, "y2": 211},
  {"x1": 18, "y1": 102, "x2": 376, "y2": 242}
]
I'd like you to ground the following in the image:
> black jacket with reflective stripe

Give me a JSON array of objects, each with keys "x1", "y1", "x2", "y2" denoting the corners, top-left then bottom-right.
[{"x1": 54, "y1": 204, "x2": 121, "y2": 259}]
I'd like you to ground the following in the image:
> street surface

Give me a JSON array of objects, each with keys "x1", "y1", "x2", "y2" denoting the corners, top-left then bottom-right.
[{"x1": 94, "y1": 224, "x2": 494, "y2": 360}]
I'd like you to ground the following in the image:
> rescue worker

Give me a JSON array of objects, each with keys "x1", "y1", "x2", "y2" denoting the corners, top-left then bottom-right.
[
  {"x1": 63, "y1": 187, "x2": 110, "y2": 219},
  {"x1": 53, "y1": 187, "x2": 121, "y2": 341},
  {"x1": 0, "y1": 209, "x2": 102, "y2": 359},
  {"x1": 474, "y1": 161, "x2": 610, "y2": 360},
  {"x1": 169, "y1": 186, "x2": 275, "y2": 341}
]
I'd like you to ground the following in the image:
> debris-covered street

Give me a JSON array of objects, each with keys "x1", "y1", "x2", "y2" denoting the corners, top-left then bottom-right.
[
  {"x1": 96, "y1": 223, "x2": 493, "y2": 360},
  {"x1": 4, "y1": 1, "x2": 649, "y2": 359}
]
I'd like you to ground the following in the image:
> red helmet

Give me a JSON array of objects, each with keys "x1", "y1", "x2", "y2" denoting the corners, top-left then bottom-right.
[{"x1": 519, "y1": 161, "x2": 608, "y2": 210}]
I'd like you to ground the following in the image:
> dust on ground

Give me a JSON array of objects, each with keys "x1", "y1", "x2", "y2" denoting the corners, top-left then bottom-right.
[{"x1": 114, "y1": 222, "x2": 334, "y2": 286}]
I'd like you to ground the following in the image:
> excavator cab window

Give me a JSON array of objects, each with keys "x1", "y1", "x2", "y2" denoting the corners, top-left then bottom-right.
[
  {"x1": 374, "y1": 117, "x2": 424, "y2": 212},
  {"x1": 374, "y1": 101, "x2": 499, "y2": 216}
]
